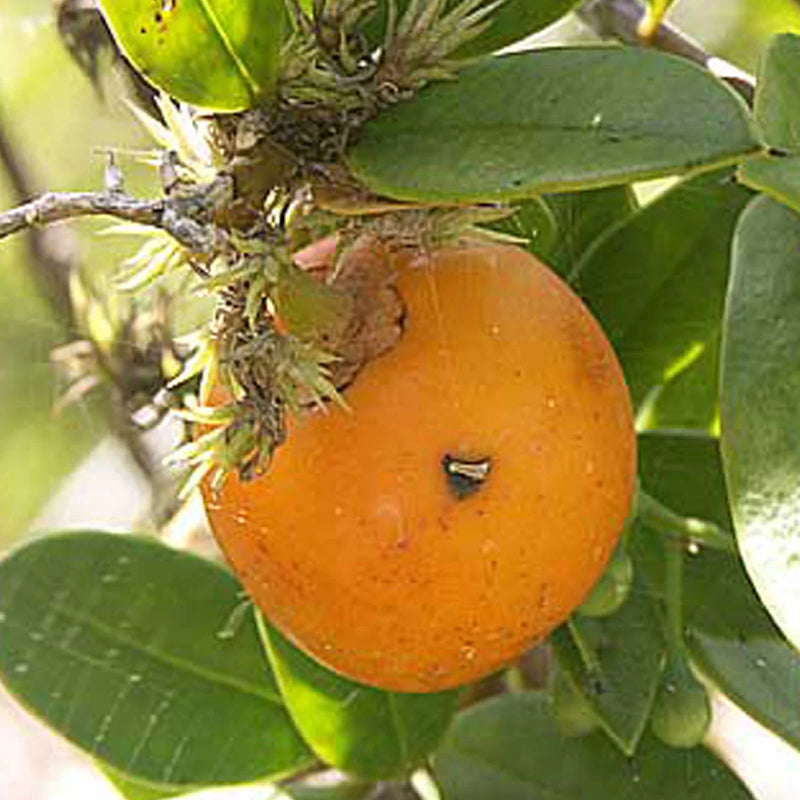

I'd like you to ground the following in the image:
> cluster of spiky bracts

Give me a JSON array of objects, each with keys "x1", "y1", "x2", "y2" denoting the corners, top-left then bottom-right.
[{"x1": 61, "y1": 0, "x2": 511, "y2": 494}]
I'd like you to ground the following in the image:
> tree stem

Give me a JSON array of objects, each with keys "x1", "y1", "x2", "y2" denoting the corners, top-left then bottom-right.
[
  {"x1": 664, "y1": 536, "x2": 684, "y2": 654},
  {"x1": 0, "y1": 187, "x2": 223, "y2": 252}
]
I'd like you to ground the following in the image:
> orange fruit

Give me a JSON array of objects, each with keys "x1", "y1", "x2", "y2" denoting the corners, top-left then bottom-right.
[{"x1": 203, "y1": 243, "x2": 636, "y2": 692}]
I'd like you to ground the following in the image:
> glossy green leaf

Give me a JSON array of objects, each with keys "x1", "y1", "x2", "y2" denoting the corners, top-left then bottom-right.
[
  {"x1": 740, "y1": 155, "x2": 800, "y2": 215},
  {"x1": 721, "y1": 195, "x2": 800, "y2": 652},
  {"x1": 643, "y1": 336, "x2": 723, "y2": 431},
  {"x1": 636, "y1": 431, "x2": 733, "y2": 542},
  {"x1": 433, "y1": 693, "x2": 753, "y2": 800},
  {"x1": 485, "y1": 186, "x2": 637, "y2": 280},
  {"x1": 544, "y1": 186, "x2": 639, "y2": 277},
  {"x1": 362, "y1": 1, "x2": 579, "y2": 58},
  {"x1": 258, "y1": 618, "x2": 459, "y2": 781},
  {"x1": 739, "y1": 34, "x2": 800, "y2": 214},
  {"x1": 347, "y1": 48, "x2": 760, "y2": 203},
  {"x1": 108, "y1": 769, "x2": 371, "y2": 800},
  {"x1": 0, "y1": 532, "x2": 311, "y2": 788},
  {"x1": 104, "y1": 769, "x2": 180, "y2": 800},
  {"x1": 571, "y1": 170, "x2": 751, "y2": 429},
  {"x1": 634, "y1": 430, "x2": 800, "y2": 754},
  {"x1": 98, "y1": 0, "x2": 284, "y2": 110},
  {"x1": 691, "y1": 635, "x2": 800, "y2": 754},
  {"x1": 550, "y1": 574, "x2": 665, "y2": 756}
]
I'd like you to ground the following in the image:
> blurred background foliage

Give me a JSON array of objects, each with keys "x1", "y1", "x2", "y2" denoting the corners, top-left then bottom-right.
[{"x1": 0, "y1": 0, "x2": 799, "y2": 548}]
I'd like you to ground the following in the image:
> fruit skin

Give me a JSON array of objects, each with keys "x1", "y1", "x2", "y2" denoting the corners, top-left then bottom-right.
[{"x1": 204, "y1": 243, "x2": 637, "y2": 692}]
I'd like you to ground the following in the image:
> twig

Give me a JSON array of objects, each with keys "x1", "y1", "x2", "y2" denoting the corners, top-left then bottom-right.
[
  {"x1": 0, "y1": 191, "x2": 162, "y2": 237},
  {"x1": 0, "y1": 183, "x2": 228, "y2": 253},
  {"x1": 576, "y1": 0, "x2": 755, "y2": 104}
]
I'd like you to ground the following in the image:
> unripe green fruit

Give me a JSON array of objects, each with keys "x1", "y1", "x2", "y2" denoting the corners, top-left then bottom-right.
[
  {"x1": 549, "y1": 669, "x2": 600, "y2": 737},
  {"x1": 650, "y1": 656, "x2": 711, "y2": 748},
  {"x1": 578, "y1": 546, "x2": 634, "y2": 618}
]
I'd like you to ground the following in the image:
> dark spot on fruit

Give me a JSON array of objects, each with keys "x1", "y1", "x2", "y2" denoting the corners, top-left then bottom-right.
[
  {"x1": 155, "y1": 11, "x2": 162, "y2": 23},
  {"x1": 140, "y1": 26, "x2": 147, "y2": 34},
  {"x1": 442, "y1": 454, "x2": 491, "y2": 500}
]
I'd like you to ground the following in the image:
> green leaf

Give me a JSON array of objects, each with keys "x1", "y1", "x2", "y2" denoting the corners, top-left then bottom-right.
[
  {"x1": 98, "y1": 0, "x2": 284, "y2": 110},
  {"x1": 691, "y1": 635, "x2": 800, "y2": 755},
  {"x1": 634, "y1": 430, "x2": 800, "y2": 755},
  {"x1": 636, "y1": 431, "x2": 733, "y2": 541},
  {"x1": 433, "y1": 692, "x2": 753, "y2": 800},
  {"x1": 739, "y1": 34, "x2": 800, "y2": 214},
  {"x1": 108, "y1": 768, "x2": 372, "y2": 800},
  {"x1": 740, "y1": 155, "x2": 800, "y2": 215},
  {"x1": 0, "y1": 532, "x2": 311, "y2": 788},
  {"x1": 347, "y1": 48, "x2": 760, "y2": 203},
  {"x1": 550, "y1": 573, "x2": 665, "y2": 756},
  {"x1": 571, "y1": 170, "x2": 751, "y2": 430},
  {"x1": 544, "y1": 186, "x2": 639, "y2": 277},
  {"x1": 259, "y1": 618, "x2": 459, "y2": 781},
  {"x1": 104, "y1": 769, "x2": 181, "y2": 800},
  {"x1": 489, "y1": 186, "x2": 638, "y2": 281},
  {"x1": 721, "y1": 195, "x2": 800, "y2": 653},
  {"x1": 362, "y1": 1, "x2": 579, "y2": 59}
]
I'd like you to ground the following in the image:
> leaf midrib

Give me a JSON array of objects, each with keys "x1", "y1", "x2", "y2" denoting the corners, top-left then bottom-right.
[{"x1": 357, "y1": 120, "x2": 755, "y2": 149}]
